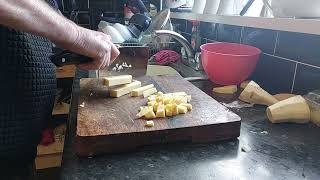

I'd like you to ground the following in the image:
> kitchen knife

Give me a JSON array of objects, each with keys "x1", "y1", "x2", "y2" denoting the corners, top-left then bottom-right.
[
  {"x1": 50, "y1": 45, "x2": 149, "y2": 77},
  {"x1": 50, "y1": 50, "x2": 92, "y2": 67}
]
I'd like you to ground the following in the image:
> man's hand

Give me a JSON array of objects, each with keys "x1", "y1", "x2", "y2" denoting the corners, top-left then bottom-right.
[
  {"x1": 0, "y1": 0, "x2": 120, "y2": 71},
  {"x1": 65, "y1": 27, "x2": 120, "y2": 70}
]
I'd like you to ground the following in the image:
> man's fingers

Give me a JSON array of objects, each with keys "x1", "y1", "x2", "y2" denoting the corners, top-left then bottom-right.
[
  {"x1": 100, "y1": 33, "x2": 112, "y2": 43},
  {"x1": 77, "y1": 63, "x2": 93, "y2": 70},
  {"x1": 110, "y1": 43, "x2": 120, "y2": 64},
  {"x1": 72, "y1": 29, "x2": 119, "y2": 71},
  {"x1": 101, "y1": 55, "x2": 110, "y2": 69}
]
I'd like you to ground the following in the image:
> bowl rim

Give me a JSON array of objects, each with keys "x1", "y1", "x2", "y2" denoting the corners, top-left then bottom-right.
[{"x1": 200, "y1": 42, "x2": 262, "y2": 57}]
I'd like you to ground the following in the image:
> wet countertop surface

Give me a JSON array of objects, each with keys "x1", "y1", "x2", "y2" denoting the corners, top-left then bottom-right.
[{"x1": 61, "y1": 70, "x2": 320, "y2": 180}]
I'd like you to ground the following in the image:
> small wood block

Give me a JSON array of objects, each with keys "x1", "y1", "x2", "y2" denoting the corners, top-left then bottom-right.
[
  {"x1": 56, "y1": 65, "x2": 76, "y2": 78},
  {"x1": 52, "y1": 102, "x2": 70, "y2": 116}
]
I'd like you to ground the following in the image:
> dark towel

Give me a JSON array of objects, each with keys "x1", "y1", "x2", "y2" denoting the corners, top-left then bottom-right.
[{"x1": 0, "y1": 0, "x2": 58, "y2": 165}]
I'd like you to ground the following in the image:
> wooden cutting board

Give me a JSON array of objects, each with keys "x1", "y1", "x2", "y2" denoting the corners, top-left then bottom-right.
[{"x1": 75, "y1": 75, "x2": 241, "y2": 156}]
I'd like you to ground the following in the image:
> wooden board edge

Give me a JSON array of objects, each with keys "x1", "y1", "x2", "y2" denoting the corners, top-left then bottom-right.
[{"x1": 74, "y1": 121, "x2": 241, "y2": 157}]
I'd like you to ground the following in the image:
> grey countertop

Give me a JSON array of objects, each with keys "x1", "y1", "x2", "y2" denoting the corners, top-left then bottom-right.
[{"x1": 61, "y1": 69, "x2": 320, "y2": 180}]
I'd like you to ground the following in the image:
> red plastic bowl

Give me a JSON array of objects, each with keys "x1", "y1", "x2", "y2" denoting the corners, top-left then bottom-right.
[{"x1": 200, "y1": 42, "x2": 261, "y2": 85}]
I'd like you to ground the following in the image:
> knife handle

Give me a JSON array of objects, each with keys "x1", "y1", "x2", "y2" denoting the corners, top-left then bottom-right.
[{"x1": 50, "y1": 50, "x2": 92, "y2": 67}]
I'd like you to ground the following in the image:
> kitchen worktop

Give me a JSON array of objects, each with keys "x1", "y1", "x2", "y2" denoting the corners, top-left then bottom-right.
[{"x1": 60, "y1": 68, "x2": 320, "y2": 180}]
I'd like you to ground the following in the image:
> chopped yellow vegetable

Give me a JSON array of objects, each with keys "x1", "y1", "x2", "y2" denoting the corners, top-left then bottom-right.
[
  {"x1": 109, "y1": 81, "x2": 141, "y2": 98},
  {"x1": 163, "y1": 97, "x2": 172, "y2": 105},
  {"x1": 172, "y1": 104, "x2": 179, "y2": 116},
  {"x1": 131, "y1": 84, "x2": 154, "y2": 97},
  {"x1": 145, "y1": 120, "x2": 155, "y2": 127},
  {"x1": 157, "y1": 92, "x2": 164, "y2": 95},
  {"x1": 137, "y1": 91, "x2": 192, "y2": 120},
  {"x1": 213, "y1": 85, "x2": 238, "y2": 94},
  {"x1": 166, "y1": 110, "x2": 172, "y2": 117},
  {"x1": 174, "y1": 96, "x2": 190, "y2": 104},
  {"x1": 139, "y1": 106, "x2": 148, "y2": 111},
  {"x1": 162, "y1": 93, "x2": 191, "y2": 105},
  {"x1": 153, "y1": 102, "x2": 162, "y2": 113},
  {"x1": 172, "y1": 96, "x2": 182, "y2": 104},
  {"x1": 136, "y1": 106, "x2": 153, "y2": 118},
  {"x1": 147, "y1": 101, "x2": 156, "y2": 107},
  {"x1": 165, "y1": 104, "x2": 173, "y2": 117},
  {"x1": 177, "y1": 105, "x2": 188, "y2": 114},
  {"x1": 143, "y1": 88, "x2": 158, "y2": 98},
  {"x1": 148, "y1": 95, "x2": 157, "y2": 102},
  {"x1": 180, "y1": 103, "x2": 192, "y2": 111},
  {"x1": 165, "y1": 104, "x2": 173, "y2": 111},
  {"x1": 103, "y1": 75, "x2": 132, "y2": 87},
  {"x1": 156, "y1": 104, "x2": 166, "y2": 118},
  {"x1": 240, "y1": 80, "x2": 250, "y2": 89},
  {"x1": 144, "y1": 110, "x2": 156, "y2": 119},
  {"x1": 156, "y1": 95, "x2": 163, "y2": 102}
]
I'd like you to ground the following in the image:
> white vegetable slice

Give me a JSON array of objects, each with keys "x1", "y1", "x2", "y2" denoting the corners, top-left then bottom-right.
[
  {"x1": 109, "y1": 81, "x2": 141, "y2": 98},
  {"x1": 143, "y1": 88, "x2": 158, "y2": 98},
  {"x1": 131, "y1": 84, "x2": 154, "y2": 97},
  {"x1": 103, "y1": 75, "x2": 132, "y2": 87}
]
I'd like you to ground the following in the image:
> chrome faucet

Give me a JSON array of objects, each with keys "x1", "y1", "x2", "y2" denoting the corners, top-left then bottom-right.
[{"x1": 153, "y1": 30, "x2": 203, "y2": 70}]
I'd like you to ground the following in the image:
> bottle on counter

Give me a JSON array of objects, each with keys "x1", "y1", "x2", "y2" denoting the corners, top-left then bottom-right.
[
  {"x1": 190, "y1": 20, "x2": 201, "y2": 52},
  {"x1": 124, "y1": 3, "x2": 134, "y2": 25}
]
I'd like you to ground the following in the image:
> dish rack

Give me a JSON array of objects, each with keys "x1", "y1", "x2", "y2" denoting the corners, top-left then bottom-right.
[{"x1": 119, "y1": 41, "x2": 178, "y2": 58}]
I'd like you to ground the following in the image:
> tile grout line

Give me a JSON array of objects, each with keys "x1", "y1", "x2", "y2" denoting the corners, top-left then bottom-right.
[
  {"x1": 240, "y1": 26, "x2": 244, "y2": 44},
  {"x1": 182, "y1": 32, "x2": 192, "y2": 36},
  {"x1": 263, "y1": 53, "x2": 320, "y2": 69},
  {"x1": 77, "y1": 11, "x2": 90, "y2": 14},
  {"x1": 291, "y1": 63, "x2": 298, "y2": 93},
  {"x1": 215, "y1": 24, "x2": 219, "y2": 41},
  {"x1": 273, "y1": 32, "x2": 279, "y2": 55},
  {"x1": 61, "y1": 0, "x2": 65, "y2": 12},
  {"x1": 185, "y1": 19, "x2": 187, "y2": 33}
]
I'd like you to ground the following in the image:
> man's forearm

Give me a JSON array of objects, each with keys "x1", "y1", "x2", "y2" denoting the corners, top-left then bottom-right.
[{"x1": 0, "y1": 0, "x2": 78, "y2": 46}]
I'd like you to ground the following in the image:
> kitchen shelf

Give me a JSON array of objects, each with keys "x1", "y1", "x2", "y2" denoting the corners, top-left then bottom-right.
[{"x1": 171, "y1": 12, "x2": 320, "y2": 35}]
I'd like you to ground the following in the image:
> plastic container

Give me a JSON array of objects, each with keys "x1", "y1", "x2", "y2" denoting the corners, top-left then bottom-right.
[
  {"x1": 200, "y1": 42, "x2": 261, "y2": 85},
  {"x1": 101, "y1": 25, "x2": 125, "y2": 43},
  {"x1": 216, "y1": 0, "x2": 235, "y2": 15},
  {"x1": 262, "y1": 0, "x2": 320, "y2": 18},
  {"x1": 113, "y1": 23, "x2": 132, "y2": 41},
  {"x1": 192, "y1": 0, "x2": 206, "y2": 14},
  {"x1": 203, "y1": 0, "x2": 220, "y2": 15}
]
